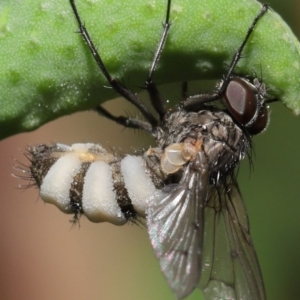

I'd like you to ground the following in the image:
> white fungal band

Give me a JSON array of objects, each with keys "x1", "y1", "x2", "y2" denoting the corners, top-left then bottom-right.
[
  {"x1": 121, "y1": 155, "x2": 157, "y2": 216},
  {"x1": 82, "y1": 161, "x2": 126, "y2": 225},
  {"x1": 40, "y1": 153, "x2": 82, "y2": 213}
]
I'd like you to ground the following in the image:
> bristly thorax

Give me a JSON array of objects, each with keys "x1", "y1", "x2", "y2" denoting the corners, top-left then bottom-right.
[{"x1": 156, "y1": 109, "x2": 250, "y2": 184}]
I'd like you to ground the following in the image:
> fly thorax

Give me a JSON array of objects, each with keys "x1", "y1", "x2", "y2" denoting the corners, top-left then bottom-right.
[
  {"x1": 155, "y1": 110, "x2": 250, "y2": 183},
  {"x1": 201, "y1": 110, "x2": 250, "y2": 183}
]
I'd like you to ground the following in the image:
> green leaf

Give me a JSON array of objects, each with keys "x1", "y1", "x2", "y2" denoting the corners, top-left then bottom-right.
[{"x1": 0, "y1": 0, "x2": 299, "y2": 140}]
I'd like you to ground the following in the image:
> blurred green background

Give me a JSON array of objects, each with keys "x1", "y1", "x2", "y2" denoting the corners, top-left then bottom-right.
[{"x1": 0, "y1": 0, "x2": 299, "y2": 299}]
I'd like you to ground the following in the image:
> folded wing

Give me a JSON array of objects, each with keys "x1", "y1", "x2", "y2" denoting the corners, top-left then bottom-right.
[
  {"x1": 199, "y1": 181, "x2": 266, "y2": 300},
  {"x1": 147, "y1": 154, "x2": 209, "y2": 299}
]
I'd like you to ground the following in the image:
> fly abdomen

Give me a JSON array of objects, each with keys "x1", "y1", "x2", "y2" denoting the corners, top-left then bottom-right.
[{"x1": 27, "y1": 143, "x2": 162, "y2": 225}]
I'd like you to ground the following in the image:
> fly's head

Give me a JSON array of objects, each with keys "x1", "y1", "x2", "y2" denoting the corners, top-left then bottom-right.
[{"x1": 220, "y1": 77, "x2": 269, "y2": 135}]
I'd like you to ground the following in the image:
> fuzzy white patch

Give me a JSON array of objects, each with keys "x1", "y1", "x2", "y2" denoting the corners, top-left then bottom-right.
[
  {"x1": 55, "y1": 143, "x2": 72, "y2": 152},
  {"x1": 121, "y1": 155, "x2": 158, "y2": 216},
  {"x1": 71, "y1": 143, "x2": 102, "y2": 153},
  {"x1": 82, "y1": 161, "x2": 126, "y2": 225},
  {"x1": 70, "y1": 143, "x2": 91, "y2": 152},
  {"x1": 40, "y1": 153, "x2": 81, "y2": 213}
]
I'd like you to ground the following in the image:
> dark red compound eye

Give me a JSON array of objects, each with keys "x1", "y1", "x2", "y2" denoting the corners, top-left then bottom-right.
[
  {"x1": 224, "y1": 77, "x2": 268, "y2": 135},
  {"x1": 247, "y1": 102, "x2": 268, "y2": 135}
]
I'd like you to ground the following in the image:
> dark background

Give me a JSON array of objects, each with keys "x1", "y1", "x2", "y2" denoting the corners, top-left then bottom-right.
[{"x1": 0, "y1": 1, "x2": 299, "y2": 299}]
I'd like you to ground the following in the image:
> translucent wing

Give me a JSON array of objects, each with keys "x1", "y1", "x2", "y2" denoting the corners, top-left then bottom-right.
[
  {"x1": 147, "y1": 154, "x2": 209, "y2": 300},
  {"x1": 199, "y1": 181, "x2": 266, "y2": 300}
]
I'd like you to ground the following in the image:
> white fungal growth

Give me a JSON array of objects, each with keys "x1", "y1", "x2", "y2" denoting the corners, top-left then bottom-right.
[
  {"x1": 121, "y1": 155, "x2": 158, "y2": 217},
  {"x1": 82, "y1": 161, "x2": 126, "y2": 225},
  {"x1": 40, "y1": 153, "x2": 82, "y2": 213}
]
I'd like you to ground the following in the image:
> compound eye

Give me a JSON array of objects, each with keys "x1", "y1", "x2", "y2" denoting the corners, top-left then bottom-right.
[
  {"x1": 224, "y1": 77, "x2": 257, "y2": 125},
  {"x1": 247, "y1": 102, "x2": 268, "y2": 135}
]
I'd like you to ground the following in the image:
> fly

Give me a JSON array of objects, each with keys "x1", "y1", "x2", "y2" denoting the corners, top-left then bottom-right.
[{"x1": 20, "y1": 1, "x2": 273, "y2": 299}]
